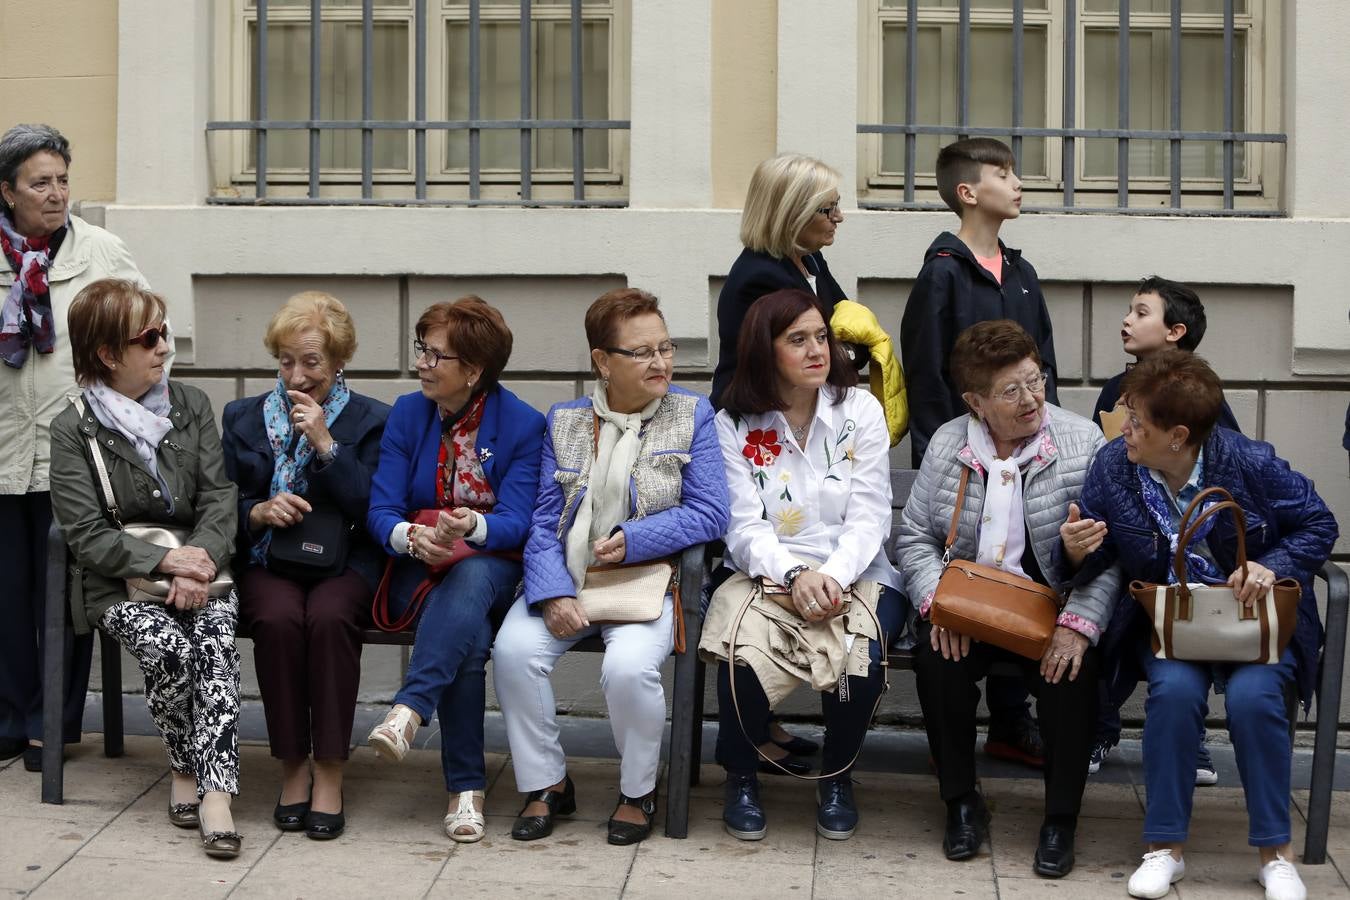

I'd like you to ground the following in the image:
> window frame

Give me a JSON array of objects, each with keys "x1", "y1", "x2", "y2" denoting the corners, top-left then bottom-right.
[
  {"x1": 856, "y1": 0, "x2": 1282, "y2": 213},
  {"x1": 211, "y1": 0, "x2": 631, "y2": 204}
]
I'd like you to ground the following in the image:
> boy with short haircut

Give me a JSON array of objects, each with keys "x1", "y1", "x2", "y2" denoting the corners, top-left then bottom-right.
[
  {"x1": 1084, "y1": 275, "x2": 1238, "y2": 786},
  {"x1": 1092, "y1": 276, "x2": 1239, "y2": 438},
  {"x1": 901, "y1": 137, "x2": 1058, "y2": 769},
  {"x1": 901, "y1": 137, "x2": 1060, "y2": 471}
]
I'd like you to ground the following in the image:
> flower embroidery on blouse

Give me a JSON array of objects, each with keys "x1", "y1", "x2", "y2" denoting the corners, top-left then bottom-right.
[
  {"x1": 743, "y1": 428, "x2": 782, "y2": 466},
  {"x1": 771, "y1": 504, "x2": 805, "y2": 537},
  {"x1": 822, "y1": 418, "x2": 857, "y2": 482}
]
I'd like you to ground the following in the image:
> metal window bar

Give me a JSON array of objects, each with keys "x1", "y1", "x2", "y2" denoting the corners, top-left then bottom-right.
[
  {"x1": 216, "y1": 1, "x2": 629, "y2": 208},
  {"x1": 861, "y1": 3, "x2": 1282, "y2": 217},
  {"x1": 362, "y1": 0, "x2": 374, "y2": 198}
]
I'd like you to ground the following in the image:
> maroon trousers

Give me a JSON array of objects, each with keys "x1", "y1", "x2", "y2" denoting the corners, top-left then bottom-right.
[{"x1": 238, "y1": 566, "x2": 371, "y2": 761}]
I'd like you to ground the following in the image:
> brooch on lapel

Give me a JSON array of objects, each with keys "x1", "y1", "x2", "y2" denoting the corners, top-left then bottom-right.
[{"x1": 477, "y1": 447, "x2": 493, "y2": 463}]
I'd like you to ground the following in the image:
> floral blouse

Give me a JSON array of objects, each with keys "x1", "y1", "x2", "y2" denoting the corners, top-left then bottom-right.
[{"x1": 715, "y1": 386, "x2": 902, "y2": 593}]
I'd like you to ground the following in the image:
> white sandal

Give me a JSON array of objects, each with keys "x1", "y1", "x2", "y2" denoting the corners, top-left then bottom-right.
[
  {"x1": 367, "y1": 704, "x2": 418, "y2": 762},
  {"x1": 444, "y1": 790, "x2": 486, "y2": 843}
]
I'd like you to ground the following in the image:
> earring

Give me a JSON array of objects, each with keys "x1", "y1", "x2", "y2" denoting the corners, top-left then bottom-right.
[{"x1": 1169, "y1": 442, "x2": 1180, "y2": 452}]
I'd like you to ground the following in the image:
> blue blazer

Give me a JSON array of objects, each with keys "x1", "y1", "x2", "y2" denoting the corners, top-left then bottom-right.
[
  {"x1": 367, "y1": 385, "x2": 546, "y2": 555},
  {"x1": 222, "y1": 390, "x2": 390, "y2": 589}
]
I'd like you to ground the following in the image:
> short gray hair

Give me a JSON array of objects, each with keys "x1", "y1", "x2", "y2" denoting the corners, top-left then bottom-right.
[{"x1": 0, "y1": 124, "x2": 72, "y2": 213}]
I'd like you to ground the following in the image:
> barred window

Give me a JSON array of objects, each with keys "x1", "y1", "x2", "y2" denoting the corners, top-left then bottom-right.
[
  {"x1": 858, "y1": 1, "x2": 1282, "y2": 215},
  {"x1": 209, "y1": 0, "x2": 630, "y2": 206}
]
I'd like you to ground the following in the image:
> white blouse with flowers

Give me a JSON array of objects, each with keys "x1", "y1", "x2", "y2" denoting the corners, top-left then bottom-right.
[{"x1": 715, "y1": 386, "x2": 902, "y2": 593}]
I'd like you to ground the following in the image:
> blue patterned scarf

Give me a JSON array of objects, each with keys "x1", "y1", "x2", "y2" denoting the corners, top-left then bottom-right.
[
  {"x1": 250, "y1": 373, "x2": 351, "y2": 564},
  {"x1": 1137, "y1": 466, "x2": 1225, "y2": 585}
]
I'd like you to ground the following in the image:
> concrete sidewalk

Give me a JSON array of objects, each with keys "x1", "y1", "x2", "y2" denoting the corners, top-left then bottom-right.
[{"x1": 4, "y1": 727, "x2": 1350, "y2": 899}]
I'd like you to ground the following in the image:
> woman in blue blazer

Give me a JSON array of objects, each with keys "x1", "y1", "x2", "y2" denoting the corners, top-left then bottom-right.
[
  {"x1": 365, "y1": 296, "x2": 544, "y2": 844},
  {"x1": 221, "y1": 292, "x2": 389, "y2": 841}
]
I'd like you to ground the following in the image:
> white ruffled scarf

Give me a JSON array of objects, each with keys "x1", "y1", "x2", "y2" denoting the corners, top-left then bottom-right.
[
  {"x1": 84, "y1": 369, "x2": 174, "y2": 483},
  {"x1": 965, "y1": 410, "x2": 1048, "y2": 578},
  {"x1": 564, "y1": 386, "x2": 662, "y2": 590}
]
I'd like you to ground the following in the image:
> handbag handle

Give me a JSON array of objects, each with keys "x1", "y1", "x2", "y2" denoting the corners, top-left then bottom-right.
[
  {"x1": 1177, "y1": 485, "x2": 1237, "y2": 535},
  {"x1": 941, "y1": 467, "x2": 973, "y2": 566},
  {"x1": 725, "y1": 578, "x2": 888, "y2": 781},
  {"x1": 1173, "y1": 498, "x2": 1249, "y2": 603}
]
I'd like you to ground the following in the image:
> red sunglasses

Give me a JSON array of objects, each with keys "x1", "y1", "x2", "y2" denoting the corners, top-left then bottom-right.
[{"x1": 128, "y1": 323, "x2": 170, "y2": 350}]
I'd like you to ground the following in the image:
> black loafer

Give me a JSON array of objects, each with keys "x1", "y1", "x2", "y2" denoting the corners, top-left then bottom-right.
[
  {"x1": 1032, "y1": 822, "x2": 1076, "y2": 878},
  {"x1": 723, "y1": 772, "x2": 766, "y2": 841},
  {"x1": 607, "y1": 791, "x2": 656, "y2": 846},
  {"x1": 305, "y1": 806, "x2": 346, "y2": 841},
  {"x1": 22, "y1": 744, "x2": 43, "y2": 773},
  {"x1": 511, "y1": 776, "x2": 576, "y2": 841},
  {"x1": 943, "y1": 794, "x2": 991, "y2": 861},
  {"x1": 758, "y1": 755, "x2": 813, "y2": 776},
  {"x1": 273, "y1": 793, "x2": 310, "y2": 832},
  {"x1": 816, "y1": 776, "x2": 858, "y2": 840},
  {"x1": 770, "y1": 734, "x2": 819, "y2": 756}
]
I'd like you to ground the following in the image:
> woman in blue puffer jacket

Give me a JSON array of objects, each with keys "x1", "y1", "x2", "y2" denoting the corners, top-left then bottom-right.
[{"x1": 1069, "y1": 352, "x2": 1336, "y2": 900}]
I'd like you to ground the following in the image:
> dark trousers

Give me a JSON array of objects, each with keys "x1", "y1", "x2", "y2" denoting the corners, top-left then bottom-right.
[
  {"x1": 716, "y1": 585, "x2": 905, "y2": 776},
  {"x1": 0, "y1": 492, "x2": 92, "y2": 745},
  {"x1": 238, "y1": 566, "x2": 371, "y2": 761},
  {"x1": 914, "y1": 621, "x2": 1098, "y2": 820}
]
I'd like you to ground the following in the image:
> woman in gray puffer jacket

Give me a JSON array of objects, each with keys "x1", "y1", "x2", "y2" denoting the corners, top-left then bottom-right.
[{"x1": 894, "y1": 320, "x2": 1121, "y2": 880}]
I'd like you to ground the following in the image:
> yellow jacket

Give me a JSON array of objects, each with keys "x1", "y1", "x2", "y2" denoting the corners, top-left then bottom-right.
[{"x1": 830, "y1": 300, "x2": 908, "y2": 446}]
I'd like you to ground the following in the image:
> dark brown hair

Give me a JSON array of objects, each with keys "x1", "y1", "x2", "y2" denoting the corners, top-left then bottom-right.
[
  {"x1": 67, "y1": 278, "x2": 167, "y2": 386},
  {"x1": 935, "y1": 137, "x2": 1017, "y2": 217},
  {"x1": 1120, "y1": 351, "x2": 1224, "y2": 448},
  {"x1": 722, "y1": 289, "x2": 857, "y2": 415},
  {"x1": 949, "y1": 319, "x2": 1042, "y2": 401},
  {"x1": 584, "y1": 287, "x2": 665, "y2": 377},
  {"x1": 415, "y1": 295, "x2": 513, "y2": 391}
]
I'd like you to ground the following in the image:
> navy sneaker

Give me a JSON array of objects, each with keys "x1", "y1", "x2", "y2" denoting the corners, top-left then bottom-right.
[
  {"x1": 816, "y1": 776, "x2": 858, "y2": 840},
  {"x1": 1087, "y1": 738, "x2": 1114, "y2": 775},
  {"x1": 723, "y1": 772, "x2": 766, "y2": 841}
]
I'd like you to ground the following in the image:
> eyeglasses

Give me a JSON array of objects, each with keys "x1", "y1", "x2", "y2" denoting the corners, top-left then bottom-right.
[
  {"x1": 128, "y1": 323, "x2": 169, "y2": 350},
  {"x1": 990, "y1": 370, "x2": 1047, "y2": 404},
  {"x1": 604, "y1": 341, "x2": 677, "y2": 363},
  {"x1": 413, "y1": 339, "x2": 460, "y2": 368},
  {"x1": 816, "y1": 202, "x2": 840, "y2": 218}
]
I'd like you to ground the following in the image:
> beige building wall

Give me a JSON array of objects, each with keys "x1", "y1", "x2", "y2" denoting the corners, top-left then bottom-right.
[
  {"x1": 0, "y1": 0, "x2": 119, "y2": 205},
  {"x1": 710, "y1": 0, "x2": 777, "y2": 209}
]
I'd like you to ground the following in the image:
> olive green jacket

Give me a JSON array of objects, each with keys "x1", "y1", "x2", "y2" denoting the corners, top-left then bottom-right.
[{"x1": 48, "y1": 381, "x2": 237, "y2": 634}]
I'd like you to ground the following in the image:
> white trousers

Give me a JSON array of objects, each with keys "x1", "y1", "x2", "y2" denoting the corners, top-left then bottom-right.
[{"x1": 492, "y1": 593, "x2": 674, "y2": 797}]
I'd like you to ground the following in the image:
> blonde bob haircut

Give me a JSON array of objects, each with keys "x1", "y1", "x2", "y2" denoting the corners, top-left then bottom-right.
[
  {"x1": 67, "y1": 278, "x2": 167, "y2": 386},
  {"x1": 738, "y1": 154, "x2": 840, "y2": 260},
  {"x1": 262, "y1": 291, "x2": 358, "y2": 368}
]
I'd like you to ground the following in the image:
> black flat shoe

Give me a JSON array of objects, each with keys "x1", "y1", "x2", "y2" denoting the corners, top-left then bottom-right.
[
  {"x1": 273, "y1": 792, "x2": 311, "y2": 832},
  {"x1": 511, "y1": 776, "x2": 576, "y2": 841},
  {"x1": 943, "y1": 794, "x2": 991, "y2": 861},
  {"x1": 770, "y1": 734, "x2": 819, "y2": 757},
  {"x1": 607, "y1": 791, "x2": 656, "y2": 846},
  {"x1": 758, "y1": 755, "x2": 812, "y2": 776},
  {"x1": 305, "y1": 804, "x2": 345, "y2": 841},
  {"x1": 1032, "y1": 822, "x2": 1076, "y2": 878},
  {"x1": 22, "y1": 744, "x2": 42, "y2": 772}
]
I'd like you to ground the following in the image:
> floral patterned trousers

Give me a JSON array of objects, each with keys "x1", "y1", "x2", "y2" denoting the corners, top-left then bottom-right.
[{"x1": 99, "y1": 591, "x2": 241, "y2": 797}]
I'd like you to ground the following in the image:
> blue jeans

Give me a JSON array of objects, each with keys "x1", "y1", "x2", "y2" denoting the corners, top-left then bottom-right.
[
  {"x1": 1141, "y1": 646, "x2": 1296, "y2": 846},
  {"x1": 388, "y1": 554, "x2": 520, "y2": 792}
]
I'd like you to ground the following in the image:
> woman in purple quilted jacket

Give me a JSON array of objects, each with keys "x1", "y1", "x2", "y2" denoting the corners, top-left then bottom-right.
[
  {"x1": 1070, "y1": 353, "x2": 1337, "y2": 900},
  {"x1": 492, "y1": 288, "x2": 729, "y2": 847}
]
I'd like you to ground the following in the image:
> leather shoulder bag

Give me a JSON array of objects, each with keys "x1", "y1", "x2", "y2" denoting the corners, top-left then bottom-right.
[
  {"x1": 928, "y1": 466, "x2": 1064, "y2": 660},
  {"x1": 265, "y1": 506, "x2": 351, "y2": 580},
  {"x1": 371, "y1": 508, "x2": 494, "y2": 632},
  {"x1": 1129, "y1": 486, "x2": 1299, "y2": 664},
  {"x1": 77, "y1": 398, "x2": 235, "y2": 603}
]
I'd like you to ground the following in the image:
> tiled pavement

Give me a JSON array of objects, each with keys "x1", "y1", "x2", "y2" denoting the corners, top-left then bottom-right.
[{"x1": 4, "y1": 726, "x2": 1350, "y2": 899}]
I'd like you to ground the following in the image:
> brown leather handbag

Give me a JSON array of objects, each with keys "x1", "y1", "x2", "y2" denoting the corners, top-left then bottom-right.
[
  {"x1": 929, "y1": 467, "x2": 1064, "y2": 660},
  {"x1": 1129, "y1": 486, "x2": 1299, "y2": 664}
]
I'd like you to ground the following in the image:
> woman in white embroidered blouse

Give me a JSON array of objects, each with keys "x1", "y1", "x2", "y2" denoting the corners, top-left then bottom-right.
[{"x1": 709, "y1": 288, "x2": 906, "y2": 843}]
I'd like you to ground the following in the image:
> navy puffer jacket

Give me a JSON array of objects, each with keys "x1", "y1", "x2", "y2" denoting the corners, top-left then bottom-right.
[{"x1": 1075, "y1": 426, "x2": 1338, "y2": 703}]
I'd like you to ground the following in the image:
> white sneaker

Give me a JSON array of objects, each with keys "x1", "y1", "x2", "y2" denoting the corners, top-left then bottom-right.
[
  {"x1": 1128, "y1": 849, "x2": 1185, "y2": 898},
  {"x1": 1258, "y1": 854, "x2": 1307, "y2": 900}
]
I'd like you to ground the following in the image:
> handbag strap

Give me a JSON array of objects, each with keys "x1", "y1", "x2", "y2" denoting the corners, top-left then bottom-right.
[
  {"x1": 726, "y1": 579, "x2": 889, "y2": 781},
  {"x1": 371, "y1": 556, "x2": 442, "y2": 632},
  {"x1": 941, "y1": 466, "x2": 973, "y2": 566},
  {"x1": 73, "y1": 396, "x2": 124, "y2": 528},
  {"x1": 1174, "y1": 498, "x2": 1249, "y2": 601}
]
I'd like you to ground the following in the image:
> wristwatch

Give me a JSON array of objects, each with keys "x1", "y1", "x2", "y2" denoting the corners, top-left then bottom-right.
[
  {"x1": 783, "y1": 565, "x2": 810, "y2": 590},
  {"x1": 317, "y1": 442, "x2": 340, "y2": 465}
]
